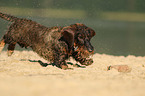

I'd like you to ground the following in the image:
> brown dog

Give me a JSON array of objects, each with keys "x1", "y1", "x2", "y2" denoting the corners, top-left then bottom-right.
[{"x1": 0, "y1": 12, "x2": 95, "y2": 69}]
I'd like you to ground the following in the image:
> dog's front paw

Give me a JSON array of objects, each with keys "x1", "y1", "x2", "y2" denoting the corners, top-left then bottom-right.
[
  {"x1": 80, "y1": 59, "x2": 93, "y2": 66},
  {"x1": 60, "y1": 64, "x2": 68, "y2": 70},
  {"x1": 60, "y1": 64, "x2": 73, "y2": 70}
]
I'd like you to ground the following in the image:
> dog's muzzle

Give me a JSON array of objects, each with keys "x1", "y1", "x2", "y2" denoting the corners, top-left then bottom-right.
[{"x1": 85, "y1": 40, "x2": 94, "y2": 52}]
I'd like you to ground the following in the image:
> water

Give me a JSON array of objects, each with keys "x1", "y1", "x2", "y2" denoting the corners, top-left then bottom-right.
[{"x1": 0, "y1": 17, "x2": 145, "y2": 56}]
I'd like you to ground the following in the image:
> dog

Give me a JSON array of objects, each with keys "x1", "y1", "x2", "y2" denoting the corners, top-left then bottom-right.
[{"x1": 0, "y1": 12, "x2": 95, "y2": 69}]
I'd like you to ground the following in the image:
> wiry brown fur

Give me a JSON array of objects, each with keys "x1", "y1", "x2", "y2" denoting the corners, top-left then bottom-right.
[{"x1": 0, "y1": 12, "x2": 96, "y2": 69}]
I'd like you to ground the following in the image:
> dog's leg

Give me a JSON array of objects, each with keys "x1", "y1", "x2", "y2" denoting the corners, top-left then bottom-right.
[
  {"x1": 54, "y1": 56, "x2": 68, "y2": 70},
  {"x1": 7, "y1": 43, "x2": 16, "y2": 56},
  {"x1": 54, "y1": 60, "x2": 68, "y2": 70},
  {"x1": 0, "y1": 39, "x2": 5, "y2": 53},
  {"x1": 53, "y1": 53, "x2": 69, "y2": 69}
]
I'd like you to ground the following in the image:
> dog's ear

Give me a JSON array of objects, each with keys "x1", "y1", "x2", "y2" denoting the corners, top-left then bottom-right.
[{"x1": 62, "y1": 29, "x2": 74, "y2": 49}]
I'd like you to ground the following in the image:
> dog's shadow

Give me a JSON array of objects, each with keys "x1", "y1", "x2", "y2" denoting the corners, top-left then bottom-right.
[
  {"x1": 28, "y1": 60, "x2": 53, "y2": 67},
  {"x1": 28, "y1": 60, "x2": 86, "y2": 68}
]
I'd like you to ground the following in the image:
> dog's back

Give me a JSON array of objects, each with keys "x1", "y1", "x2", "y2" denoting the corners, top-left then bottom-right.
[{"x1": 0, "y1": 12, "x2": 62, "y2": 57}]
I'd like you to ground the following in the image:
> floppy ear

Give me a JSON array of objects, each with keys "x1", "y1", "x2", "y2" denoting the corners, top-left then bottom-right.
[{"x1": 62, "y1": 29, "x2": 74, "y2": 49}]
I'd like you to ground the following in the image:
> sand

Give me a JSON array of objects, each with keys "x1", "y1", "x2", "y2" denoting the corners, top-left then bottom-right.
[{"x1": 0, "y1": 50, "x2": 145, "y2": 96}]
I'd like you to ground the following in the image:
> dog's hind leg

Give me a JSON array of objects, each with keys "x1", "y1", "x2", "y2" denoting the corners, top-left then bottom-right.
[
  {"x1": 7, "y1": 42, "x2": 16, "y2": 56},
  {"x1": 0, "y1": 39, "x2": 5, "y2": 53}
]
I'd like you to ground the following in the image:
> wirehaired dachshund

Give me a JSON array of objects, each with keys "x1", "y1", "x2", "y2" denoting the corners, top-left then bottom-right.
[{"x1": 0, "y1": 12, "x2": 95, "y2": 69}]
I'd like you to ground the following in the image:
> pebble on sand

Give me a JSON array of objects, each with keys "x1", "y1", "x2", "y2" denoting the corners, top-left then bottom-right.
[{"x1": 107, "y1": 65, "x2": 132, "y2": 73}]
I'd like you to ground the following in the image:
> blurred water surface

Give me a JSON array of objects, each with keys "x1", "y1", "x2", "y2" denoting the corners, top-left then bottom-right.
[{"x1": 0, "y1": 0, "x2": 145, "y2": 56}]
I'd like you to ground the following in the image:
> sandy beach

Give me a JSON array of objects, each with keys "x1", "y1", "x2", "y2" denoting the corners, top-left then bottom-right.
[{"x1": 0, "y1": 50, "x2": 145, "y2": 96}]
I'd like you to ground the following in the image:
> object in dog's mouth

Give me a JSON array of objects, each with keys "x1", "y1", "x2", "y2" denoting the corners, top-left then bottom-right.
[
  {"x1": 0, "y1": 12, "x2": 96, "y2": 69},
  {"x1": 107, "y1": 65, "x2": 132, "y2": 73}
]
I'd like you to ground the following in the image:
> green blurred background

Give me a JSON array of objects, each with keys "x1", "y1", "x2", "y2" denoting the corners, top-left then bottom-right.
[{"x1": 0, "y1": 0, "x2": 145, "y2": 56}]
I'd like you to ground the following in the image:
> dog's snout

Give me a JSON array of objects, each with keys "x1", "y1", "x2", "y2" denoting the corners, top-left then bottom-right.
[
  {"x1": 87, "y1": 45, "x2": 94, "y2": 52},
  {"x1": 85, "y1": 40, "x2": 94, "y2": 52}
]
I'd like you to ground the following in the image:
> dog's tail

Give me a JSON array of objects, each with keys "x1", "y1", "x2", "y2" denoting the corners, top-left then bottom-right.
[
  {"x1": 0, "y1": 39, "x2": 5, "y2": 54},
  {"x1": 0, "y1": 12, "x2": 18, "y2": 22}
]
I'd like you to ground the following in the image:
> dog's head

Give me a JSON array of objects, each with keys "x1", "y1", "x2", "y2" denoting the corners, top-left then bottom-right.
[{"x1": 61, "y1": 23, "x2": 95, "y2": 57}]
